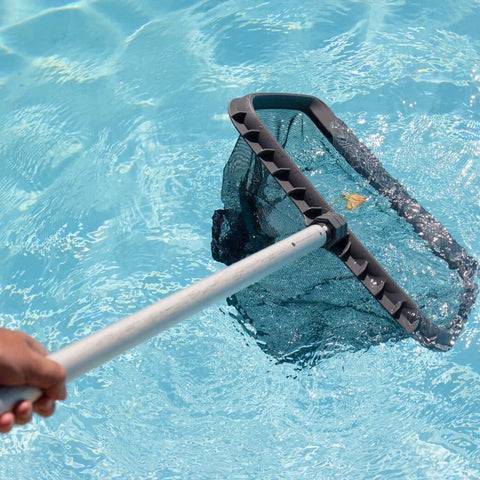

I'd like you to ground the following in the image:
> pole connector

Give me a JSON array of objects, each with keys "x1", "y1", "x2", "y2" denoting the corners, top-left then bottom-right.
[{"x1": 313, "y1": 211, "x2": 348, "y2": 249}]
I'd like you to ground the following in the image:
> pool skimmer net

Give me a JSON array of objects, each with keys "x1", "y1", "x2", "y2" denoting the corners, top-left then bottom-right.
[{"x1": 212, "y1": 93, "x2": 478, "y2": 362}]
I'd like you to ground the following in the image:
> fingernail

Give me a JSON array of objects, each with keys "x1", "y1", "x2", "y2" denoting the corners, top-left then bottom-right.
[
  {"x1": 18, "y1": 408, "x2": 33, "y2": 424},
  {"x1": 17, "y1": 403, "x2": 33, "y2": 419}
]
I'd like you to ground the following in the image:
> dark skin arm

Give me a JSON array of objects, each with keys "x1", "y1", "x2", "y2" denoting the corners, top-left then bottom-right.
[{"x1": 0, "y1": 328, "x2": 66, "y2": 433}]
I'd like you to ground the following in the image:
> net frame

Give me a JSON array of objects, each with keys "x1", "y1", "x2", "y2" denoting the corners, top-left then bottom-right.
[{"x1": 224, "y1": 92, "x2": 478, "y2": 351}]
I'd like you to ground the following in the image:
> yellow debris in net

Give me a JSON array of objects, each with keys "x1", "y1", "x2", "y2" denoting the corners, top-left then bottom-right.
[{"x1": 331, "y1": 193, "x2": 368, "y2": 210}]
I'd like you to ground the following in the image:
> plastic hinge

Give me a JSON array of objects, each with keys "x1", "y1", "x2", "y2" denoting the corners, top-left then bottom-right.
[
  {"x1": 339, "y1": 240, "x2": 352, "y2": 259},
  {"x1": 258, "y1": 149, "x2": 275, "y2": 162},
  {"x1": 347, "y1": 258, "x2": 368, "y2": 277},
  {"x1": 244, "y1": 130, "x2": 260, "y2": 142},
  {"x1": 272, "y1": 168, "x2": 290, "y2": 180},
  {"x1": 399, "y1": 313, "x2": 419, "y2": 334},
  {"x1": 303, "y1": 207, "x2": 324, "y2": 222},
  {"x1": 388, "y1": 300, "x2": 404, "y2": 316},
  {"x1": 367, "y1": 278, "x2": 386, "y2": 296},
  {"x1": 287, "y1": 187, "x2": 307, "y2": 200},
  {"x1": 231, "y1": 111, "x2": 247, "y2": 123}
]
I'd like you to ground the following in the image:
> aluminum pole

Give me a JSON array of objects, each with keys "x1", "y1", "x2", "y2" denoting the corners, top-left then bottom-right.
[{"x1": 0, "y1": 224, "x2": 328, "y2": 414}]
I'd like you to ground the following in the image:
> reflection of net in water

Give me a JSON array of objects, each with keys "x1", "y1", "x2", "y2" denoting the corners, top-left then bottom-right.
[{"x1": 212, "y1": 95, "x2": 477, "y2": 364}]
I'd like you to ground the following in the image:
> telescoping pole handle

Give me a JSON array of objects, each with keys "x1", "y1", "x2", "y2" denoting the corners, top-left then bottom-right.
[{"x1": 0, "y1": 224, "x2": 329, "y2": 415}]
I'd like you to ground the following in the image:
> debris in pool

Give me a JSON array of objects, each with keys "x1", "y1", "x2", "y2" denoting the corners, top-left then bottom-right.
[{"x1": 331, "y1": 193, "x2": 368, "y2": 210}]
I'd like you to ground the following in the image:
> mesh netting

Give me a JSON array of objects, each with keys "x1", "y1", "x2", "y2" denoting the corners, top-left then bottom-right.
[{"x1": 212, "y1": 108, "x2": 477, "y2": 364}]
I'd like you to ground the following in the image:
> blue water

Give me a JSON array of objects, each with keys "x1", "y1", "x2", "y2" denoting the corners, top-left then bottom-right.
[{"x1": 0, "y1": 1, "x2": 479, "y2": 478}]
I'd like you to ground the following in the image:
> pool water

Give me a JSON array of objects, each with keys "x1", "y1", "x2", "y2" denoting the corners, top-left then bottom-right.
[{"x1": 0, "y1": 1, "x2": 479, "y2": 478}]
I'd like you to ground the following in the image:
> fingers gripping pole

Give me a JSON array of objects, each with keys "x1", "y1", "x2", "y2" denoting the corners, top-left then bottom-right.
[{"x1": 0, "y1": 224, "x2": 329, "y2": 414}]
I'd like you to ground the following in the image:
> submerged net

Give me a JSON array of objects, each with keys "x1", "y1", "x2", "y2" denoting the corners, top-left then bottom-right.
[{"x1": 212, "y1": 97, "x2": 478, "y2": 364}]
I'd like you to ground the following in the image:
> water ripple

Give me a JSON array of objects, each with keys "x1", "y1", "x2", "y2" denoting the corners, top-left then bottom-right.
[{"x1": 0, "y1": 1, "x2": 478, "y2": 479}]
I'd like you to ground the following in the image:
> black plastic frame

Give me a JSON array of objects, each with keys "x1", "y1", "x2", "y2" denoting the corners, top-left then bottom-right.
[{"x1": 228, "y1": 93, "x2": 478, "y2": 350}]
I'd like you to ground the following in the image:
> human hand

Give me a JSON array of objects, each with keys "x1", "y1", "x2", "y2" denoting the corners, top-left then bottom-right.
[{"x1": 0, "y1": 328, "x2": 66, "y2": 433}]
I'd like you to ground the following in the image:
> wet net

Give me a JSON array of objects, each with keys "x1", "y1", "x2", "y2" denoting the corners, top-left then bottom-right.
[{"x1": 211, "y1": 94, "x2": 478, "y2": 364}]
